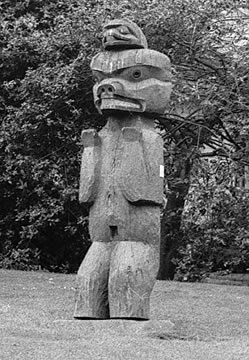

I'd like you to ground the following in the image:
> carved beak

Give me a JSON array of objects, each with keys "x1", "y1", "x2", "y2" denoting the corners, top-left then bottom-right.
[{"x1": 104, "y1": 28, "x2": 130, "y2": 42}]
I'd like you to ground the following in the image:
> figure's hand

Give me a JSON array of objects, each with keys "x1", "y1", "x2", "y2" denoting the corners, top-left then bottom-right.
[
  {"x1": 122, "y1": 127, "x2": 142, "y2": 142},
  {"x1": 81, "y1": 129, "x2": 100, "y2": 147}
]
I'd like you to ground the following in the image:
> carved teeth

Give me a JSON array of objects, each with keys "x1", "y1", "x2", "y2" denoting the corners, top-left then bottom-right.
[{"x1": 101, "y1": 98, "x2": 140, "y2": 110}]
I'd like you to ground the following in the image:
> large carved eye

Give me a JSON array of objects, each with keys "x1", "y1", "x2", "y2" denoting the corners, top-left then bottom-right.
[
  {"x1": 132, "y1": 69, "x2": 142, "y2": 79},
  {"x1": 119, "y1": 26, "x2": 129, "y2": 34}
]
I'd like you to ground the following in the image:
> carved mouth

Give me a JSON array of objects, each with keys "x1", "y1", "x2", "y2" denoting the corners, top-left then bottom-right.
[{"x1": 99, "y1": 97, "x2": 143, "y2": 111}]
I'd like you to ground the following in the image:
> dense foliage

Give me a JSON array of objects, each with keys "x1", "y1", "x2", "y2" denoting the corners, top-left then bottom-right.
[
  {"x1": 0, "y1": 0, "x2": 104, "y2": 271},
  {"x1": 176, "y1": 158, "x2": 249, "y2": 281},
  {"x1": 1, "y1": 0, "x2": 249, "y2": 275}
]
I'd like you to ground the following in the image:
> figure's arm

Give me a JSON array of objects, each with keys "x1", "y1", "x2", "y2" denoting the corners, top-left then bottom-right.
[
  {"x1": 120, "y1": 127, "x2": 164, "y2": 206},
  {"x1": 79, "y1": 129, "x2": 101, "y2": 207}
]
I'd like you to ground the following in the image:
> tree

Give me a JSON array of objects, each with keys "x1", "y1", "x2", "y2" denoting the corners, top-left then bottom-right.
[
  {"x1": 0, "y1": 1, "x2": 104, "y2": 271},
  {"x1": 145, "y1": 0, "x2": 249, "y2": 278},
  {"x1": 176, "y1": 157, "x2": 249, "y2": 281}
]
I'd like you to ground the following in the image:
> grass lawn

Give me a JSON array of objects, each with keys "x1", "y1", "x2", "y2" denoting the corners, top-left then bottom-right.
[{"x1": 0, "y1": 269, "x2": 249, "y2": 359}]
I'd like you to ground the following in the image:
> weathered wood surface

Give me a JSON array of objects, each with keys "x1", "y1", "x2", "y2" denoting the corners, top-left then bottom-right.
[
  {"x1": 74, "y1": 19, "x2": 172, "y2": 320},
  {"x1": 108, "y1": 242, "x2": 159, "y2": 319},
  {"x1": 74, "y1": 240, "x2": 160, "y2": 320},
  {"x1": 74, "y1": 116, "x2": 163, "y2": 319},
  {"x1": 91, "y1": 49, "x2": 172, "y2": 115},
  {"x1": 84, "y1": 116, "x2": 163, "y2": 245},
  {"x1": 102, "y1": 18, "x2": 148, "y2": 50},
  {"x1": 74, "y1": 242, "x2": 113, "y2": 319},
  {"x1": 79, "y1": 129, "x2": 101, "y2": 206}
]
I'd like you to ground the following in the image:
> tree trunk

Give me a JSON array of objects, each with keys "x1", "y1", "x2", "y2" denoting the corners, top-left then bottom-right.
[{"x1": 157, "y1": 147, "x2": 193, "y2": 280}]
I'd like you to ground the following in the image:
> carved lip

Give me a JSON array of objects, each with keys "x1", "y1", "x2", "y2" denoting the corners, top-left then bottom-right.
[{"x1": 98, "y1": 96, "x2": 143, "y2": 111}]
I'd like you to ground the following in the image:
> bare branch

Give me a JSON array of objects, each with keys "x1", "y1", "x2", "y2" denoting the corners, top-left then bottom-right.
[
  {"x1": 194, "y1": 56, "x2": 224, "y2": 77},
  {"x1": 217, "y1": 118, "x2": 241, "y2": 150}
]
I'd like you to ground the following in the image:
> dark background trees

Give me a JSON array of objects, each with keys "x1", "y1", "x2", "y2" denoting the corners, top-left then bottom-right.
[
  {"x1": 0, "y1": 0, "x2": 103, "y2": 271},
  {"x1": 1, "y1": 0, "x2": 249, "y2": 276}
]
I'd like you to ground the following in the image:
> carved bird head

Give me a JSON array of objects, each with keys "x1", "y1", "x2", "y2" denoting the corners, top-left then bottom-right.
[{"x1": 102, "y1": 19, "x2": 148, "y2": 50}]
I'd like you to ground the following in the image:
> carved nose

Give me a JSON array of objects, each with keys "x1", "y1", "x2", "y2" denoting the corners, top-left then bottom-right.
[{"x1": 97, "y1": 84, "x2": 115, "y2": 97}]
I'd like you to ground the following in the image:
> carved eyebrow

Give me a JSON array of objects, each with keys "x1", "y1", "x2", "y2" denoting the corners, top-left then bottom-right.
[
  {"x1": 104, "y1": 24, "x2": 120, "y2": 30},
  {"x1": 101, "y1": 67, "x2": 141, "y2": 76},
  {"x1": 113, "y1": 68, "x2": 127, "y2": 75},
  {"x1": 92, "y1": 70, "x2": 122, "y2": 78},
  {"x1": 115, "y1": 65, "x2": 152, "y2": 73},
  {"x1": 93, "y1": 66, "x2": 154, "y2": 77},
  {"x1": 104, "y1": 24, "x2": 137, "y2": 37}
]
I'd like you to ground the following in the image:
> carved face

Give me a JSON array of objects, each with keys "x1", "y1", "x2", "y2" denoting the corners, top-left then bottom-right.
[
  {"x1": 102, "y1": 19, "x2": 148, "y2": 50},
  {"x1": 91, "y1": 49, "x2": 172, "y2": 115}
]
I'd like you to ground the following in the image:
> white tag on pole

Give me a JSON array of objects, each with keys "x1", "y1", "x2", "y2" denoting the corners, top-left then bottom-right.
[{"x1": 160, "y1": 165, "x2": 164, "y2": 178}]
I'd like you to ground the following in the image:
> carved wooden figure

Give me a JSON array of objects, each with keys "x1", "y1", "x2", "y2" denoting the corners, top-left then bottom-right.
[{"x1": 74, "y1": 19, "x2": 172, "y2": 320}]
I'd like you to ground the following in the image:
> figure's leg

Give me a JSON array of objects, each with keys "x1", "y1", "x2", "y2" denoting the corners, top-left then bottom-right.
[
  {"x1": 108, "y1": 241, "x2": 159, "y2": 320},
  {"x1": 74, "y1": 242, "x2": 114, "y2": 319}
]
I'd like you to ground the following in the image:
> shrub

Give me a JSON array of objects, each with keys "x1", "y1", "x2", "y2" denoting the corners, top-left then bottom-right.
[{"x1": 175, "y1": 159, "x2": 249, "y2": 281}]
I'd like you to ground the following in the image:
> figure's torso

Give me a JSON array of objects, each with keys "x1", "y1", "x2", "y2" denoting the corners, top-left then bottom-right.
[{"x1": 85, "y1": 116, "x2": 163, "y2": 244}]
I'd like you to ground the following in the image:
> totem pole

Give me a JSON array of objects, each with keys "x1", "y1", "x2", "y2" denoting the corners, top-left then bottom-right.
[{"x1": 74, "y1": 19, "x2": 172, "y2": 320}]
